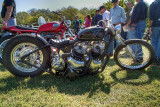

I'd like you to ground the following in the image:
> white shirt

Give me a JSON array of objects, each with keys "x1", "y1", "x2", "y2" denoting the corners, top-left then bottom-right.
[{"x1": 103, "y1": 10, "x2": 110, "y2": 21}]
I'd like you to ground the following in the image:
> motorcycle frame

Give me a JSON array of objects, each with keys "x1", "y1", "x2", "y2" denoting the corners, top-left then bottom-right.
[{"x1": 14, "y1": 15, "x2": 132, "y2": 72}]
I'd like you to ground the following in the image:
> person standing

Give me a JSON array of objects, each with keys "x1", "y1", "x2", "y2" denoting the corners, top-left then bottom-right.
[
  {"x1": 85, "y1": 14, "x2": 92, "y2": 28},
  {"x1": 73, "y1": 16, "x2": 82, "y2": 34},
  {"x1": 149, "y1": 0, "x2": 160, "y2": 63},
  {"x1": 1, "y1": 0, "x2": 16, "y2": 27},
  {"x1": 110, "y1": 0, "x2": 126, "y2": 26},
  {"x1": 1, "y1": 0, "x2": 16, "y2": 37},
  {"x1": 92, "y1": 10, "x2": 102, "y2": 26},
  {"x1": 111, "y1": 0, "x2": 126, "y2": 49},
  {"x1": 125, "y1": 1, "x2": 134, "y2": 40},
  {"x1": 130, "y1": 0, "x2": 148, "y2": 39},
  {"x1": 99, "y1": 6, "x2": 113, "y2": 56},
  {"x1": 130, "y1": 0, "x2": 148, "y2": 62},
  {"x1": 99, "y1": 6, "x2": 110, "y2": 28},
  {"x1": 103, "y1": 0, "x2": 126, "y2": 56}
]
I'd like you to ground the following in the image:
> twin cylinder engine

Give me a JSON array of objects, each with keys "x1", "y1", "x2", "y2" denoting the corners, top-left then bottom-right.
[
  {"x1": 52, "y1": 26, "x2": 107, "y2": 72},
  {"x1": 67, "y1": 41, "x2": 106, "y2": 71},
  {"x1": 52, "y1": 41, "x2": 106, "y2": 72}
]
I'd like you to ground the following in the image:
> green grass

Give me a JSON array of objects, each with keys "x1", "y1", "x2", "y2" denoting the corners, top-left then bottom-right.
[{"x1": 0, "y1": 58, "x2": 160, "y2": 106}]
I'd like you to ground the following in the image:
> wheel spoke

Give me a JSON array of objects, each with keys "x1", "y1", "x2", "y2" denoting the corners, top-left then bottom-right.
[
  {"x1": 116, "y1": 41, "x2": 152, "y2": 70},
  {"x1": 11, "y1": 43, "x2": 44, "y2": 73}
]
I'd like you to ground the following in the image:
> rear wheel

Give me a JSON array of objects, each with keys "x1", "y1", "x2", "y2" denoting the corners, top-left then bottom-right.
[
  {"x1": 3, "y1": 35, "x2": 50, "y2": 77},
  {"x1": 0, "y1": 35, "x2": 15, "y2": 64},
  {"x1": 114, "y1": 40, "x2": 155, "y2": 70}
]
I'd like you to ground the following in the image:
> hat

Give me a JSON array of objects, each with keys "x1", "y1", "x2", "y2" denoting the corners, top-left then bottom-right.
[
  {"x1": 112, "y1": 0, "x2": 118, "y2": 3},
  {"x1": 99, "y1": 6, "x2": 105, "y2": 10}
]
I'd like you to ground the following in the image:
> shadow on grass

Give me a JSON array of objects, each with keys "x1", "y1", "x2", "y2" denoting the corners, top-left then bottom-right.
[
  {"x1": 1, "y1": 65, "x2": 159, "y2": 97},
  {"x1": 110, "y1": 66, "x2": 160, "y2": 85},
  {"x1": 107, "y1": 58, "x2": 116, "y2": 67},
  {"x1": 0, "y1": 73, "x2": 113, "y2": 97},
  {"x1": 0, "y1": 64, "x2": 7, "y2": 72}
]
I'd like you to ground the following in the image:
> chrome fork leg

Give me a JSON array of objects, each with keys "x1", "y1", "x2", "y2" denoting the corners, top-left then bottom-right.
[{"x1": 115, "y1": 35, "x2": 136, "y2": 59}]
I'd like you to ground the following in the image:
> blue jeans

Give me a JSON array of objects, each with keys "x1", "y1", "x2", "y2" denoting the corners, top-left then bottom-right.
[
  {"x1": 132, "y1": 21, "x2": 146, "y2": 59},
  {"x1": 104, "y1": 35, "x2": 114, "y2": 54},
  {"x1": 127, "y1": 27, "x2": 134, "y2": 40},
  {"x1": 151, "y1": 27, "x2": 160, "y2": 59},
  {"x1": 2, "y1": 18, "x2": 17, "y2": 38}
]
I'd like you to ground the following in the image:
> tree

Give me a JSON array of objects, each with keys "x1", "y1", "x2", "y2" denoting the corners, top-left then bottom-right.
[
  {"x1": 79, "y1": 7, "x2": 89, "y2": 15},
  {"x1": 57, "y1": 6, "x2": 79, "y2": 21},
  {"x1": 0, "y1": 17, "x2": 3, "y2": 24},
  {"x1": 88, "y1": 8, "x2": 97, "y2": 17},
  {"x1": 103, "y1": 0, "x2": 113, "y2": 11},
  {"x1": 16, "y1": 12, "x2": 33, "y2": 25}
]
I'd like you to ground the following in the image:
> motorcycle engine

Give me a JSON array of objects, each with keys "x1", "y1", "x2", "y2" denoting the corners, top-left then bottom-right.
[
  {"x1": 67, "y1": 42, "x2": 87, "y2": 69},
  {"x1": 67, "y1": 41, "x2": 106, "y2": 71},
  {"x1": 91, "y1": 42, "x2": 105, "y2": 60},
  {"x1": 90, "y1": 42, "x2": 106, "y2": 70},
  {"x1": 73, "y1": 42, "x2": 87, "y2": 59}
]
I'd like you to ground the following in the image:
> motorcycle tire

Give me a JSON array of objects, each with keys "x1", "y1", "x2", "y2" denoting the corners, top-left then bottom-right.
[
  {"x1": 114, "y1": 39, "x2": 155, "y2": 70},
  {"x1": 0, "y1": 35, "x2": 15, "y2": 64},
  {"x1": 3, "y1": 35, "x2": 50, "y2": 77}
]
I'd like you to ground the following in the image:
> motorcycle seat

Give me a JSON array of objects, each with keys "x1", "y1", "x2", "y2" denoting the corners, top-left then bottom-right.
[
  {"x1": 15, "y1": 26, "x2": 38, "y2": 31},
  {"x1": 50, "y1": 39, "x2": 76, "y2": 48}
]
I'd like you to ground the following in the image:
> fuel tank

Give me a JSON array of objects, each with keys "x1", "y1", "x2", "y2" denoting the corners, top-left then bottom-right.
[
  {"x1": 38, "y1": 21, "x2": 61, "y2": 32},
  {"x1": 78, "y1": 26, "x2": 105, "y2": 41}
]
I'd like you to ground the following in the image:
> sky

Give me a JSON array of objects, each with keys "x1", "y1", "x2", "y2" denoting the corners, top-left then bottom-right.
[{"x1": 0, "y1": 0, "x2": 155, "y2": 12}]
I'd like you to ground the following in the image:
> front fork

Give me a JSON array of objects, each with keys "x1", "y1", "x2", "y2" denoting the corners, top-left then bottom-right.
[{"x1": 115, "y1": 34, "x2": 136, "y2": 59}]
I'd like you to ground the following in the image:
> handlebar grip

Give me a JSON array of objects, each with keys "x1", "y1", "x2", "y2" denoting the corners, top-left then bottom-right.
[{"x1": 52, "y1": 11, "x2": 61, "y2": 15}]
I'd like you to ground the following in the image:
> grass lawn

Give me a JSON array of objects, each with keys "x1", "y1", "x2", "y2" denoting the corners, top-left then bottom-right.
[{"x1": 0, "y1": 58, "x2": 160, "y2": 106}]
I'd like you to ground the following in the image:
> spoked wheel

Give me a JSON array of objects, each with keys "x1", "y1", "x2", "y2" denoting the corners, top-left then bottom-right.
[
  {"x1": 114, "y1": 40, "x2": 155, "y2": 70},
  {"x1": 0, "y1": 35, "x2": 15, "y2": 64},
  {"x1": 3, "y1": 35, "x2": 50, "y2": 77}
]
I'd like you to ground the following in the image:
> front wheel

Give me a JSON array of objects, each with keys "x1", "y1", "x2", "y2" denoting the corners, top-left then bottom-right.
[
  {"x1": 114, "y1": 40, "x2": 155, "y2": 70},
  {"x1": 3, "y1": 35, "x2": 50, "y2": 77}
]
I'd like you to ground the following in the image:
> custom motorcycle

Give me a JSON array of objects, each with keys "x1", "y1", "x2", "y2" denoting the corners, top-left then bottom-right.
[
  {"x1": 3, "y1": 12, "x2": 155, "y2": 80},
  {"x1": 0, "y1": 15, "x2": 74, "y2": 64}
]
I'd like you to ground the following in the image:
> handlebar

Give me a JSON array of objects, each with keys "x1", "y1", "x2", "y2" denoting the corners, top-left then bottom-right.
[{"x1": 52, "y1": 11, "x2": 62, "y2": 16}]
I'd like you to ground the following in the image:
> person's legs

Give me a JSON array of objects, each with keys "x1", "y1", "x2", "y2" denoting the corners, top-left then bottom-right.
[
  {"x1": 134, "y1": 21, "x2": 146, "y2": 39},
  {"x1": 115, "y1": 28, "x2": 125, "y2": 48},
  {"x1": 104, "y1": 34, "x2": 114, "y2": 56},
  {"x1": 127, "y1": 27, "x2": 135, "y2": 40},
  {"x1": 109, "y1": 39, "x2": 114, "y2": 54},
  {"x1": 151, "y1": 27, "x2": 159, "y2": 60},
  {"x1": 133, "y1": 21, "x2": 146, "y2": 60},
  {"x1": 156, "y1": 27, "x2": 160, "y2": 62},
  {"x1": 2, "y1": 18, "x2": 17, "y2": 38}
]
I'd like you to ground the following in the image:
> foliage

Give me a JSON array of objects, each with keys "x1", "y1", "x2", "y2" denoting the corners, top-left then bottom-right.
[
  {"x1": 57, "y1": 6, "x2": 79, "y2": 21},
  {"x1": 16, "y1": 12, "x2": 33, "y2": 25},
  {"x1": 103, "y1": 0, "x2": 113, "y2": 11},
  {"x1": 14, "y1": 0, "x2": 148, "y2": 28},
  {"x1": 16, "y1": 6, "x2": 98, "y2": 26},
  {"x1": 0, "y1": 17, "x2": 3, "y2": 24}
]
